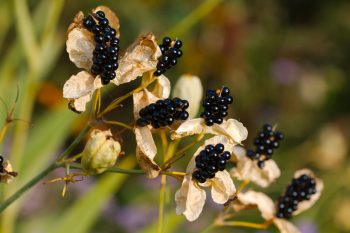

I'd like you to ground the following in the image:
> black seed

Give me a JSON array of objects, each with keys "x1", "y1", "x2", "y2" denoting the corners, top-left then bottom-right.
[
  {"x1": 224, "y1": 96, "x2": 233, "y2": 104},
  {"x1": 214, "y1": 117, "x2": 223, "y2": 124},
  {"x1": 182, "y1": 100, "x2": 189, "y2": 109},
  {"x1": 174, "y1": 39, "x2": 182, "y2": 48},
  {"x1": 162, "y1": 37, "x2": 172, "y2": 46},
  {"x1": 154, "y1": 69, "x2": 163, "y2": 76},
  {"x1": 101, "y1": 78, "x2": 110, "y2": 85},
  {"x1": 92, "y1": 25, "x2": 102, "y2": 34},
  {"x1": 99, "y1": 18, "x2": 109, "y2": 27},
  {"x1": 263, "y1": 123, "x2": 273, "y2": 132},
  {"x1": 221, "y1": 151, "x2": 231, "y2": 160},
  {"x1": 221, "y1": 87, "x2": 230, "y2": 96},
  {"x1": 83, "y1": 15, "x2": 95, "y2": 29},
  {"x1": 136, "y1": 118, "x2": 148, "y2": 127},
  {"x1": 215, "y1": 143, "x2": 224, "y2": 153},
  {"x1": 178, "y1": 111, "x2": 188, "y2": 120},
  {"x1": 205, "y1": 118, "x2": 214, "y2": 126},
  {"x1": 95, "y1": 11, "x2": 105, "y2": 19},
  {"x1": 176, "y1": 49, "x2": 183, "y2": 57},
  {"x1": 257, "y1": 160, "x2": 265, "y2": 168},
  {"x1": 104, "y1": 33, "x2": 112, "y2": 42},
  {"x1": 275, "y1": 131, "x2": 284, "y2": 140}
]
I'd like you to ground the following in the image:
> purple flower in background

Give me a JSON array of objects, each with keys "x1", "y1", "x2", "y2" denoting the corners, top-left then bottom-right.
[
  {"x1": 103, "y1": 199, "x2": 158, "y2": 233},
  {"x1": 271, "y1": 58, "x2": 300, "y2": 85},
  {"x1": 297, "y1": 219, "x2": 319, "y2": 233}
]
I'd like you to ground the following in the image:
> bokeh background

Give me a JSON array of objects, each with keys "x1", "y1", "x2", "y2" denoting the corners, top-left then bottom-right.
[{"x1": 0, "y1": 0, "x2": 349, "y2": 232}]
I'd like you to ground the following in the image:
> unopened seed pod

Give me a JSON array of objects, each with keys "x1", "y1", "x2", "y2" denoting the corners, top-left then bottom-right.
[
  {"x1": 173, "y1": 74, "x2": 203, "y2": 118},
  {"x1": 81, "y1": 129, "x2": 121, "y2": 175}
]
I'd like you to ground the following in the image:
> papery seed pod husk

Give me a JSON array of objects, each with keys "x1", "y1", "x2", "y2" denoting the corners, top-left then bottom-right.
[
  {"x1": 81, "y1": 129, "x2": 121, "y2": 175},
  {"x1": 172, "y1": 74, "x2": 203, "y2": 118},
  {"x1": 0, "y1": 160, "x2": 17, "y2": 184}
]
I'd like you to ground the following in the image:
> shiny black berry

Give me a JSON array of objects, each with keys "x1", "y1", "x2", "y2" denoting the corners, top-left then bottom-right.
[
  {"x1": 83, "y1": 15, "x2": 95, "y2": 30},
  {"x1": 154, "y1": 37, "x2": 183, "y2": 76},
  {"x1": 192, "y1": 144, "x2": 231, "y2": 183},
  {"x1": 95, "y1": 11, "x2": 105, "y2": 19},
  {"x1": 200, "y1": 87, "x2": 233, "y2": 126},
  {"x1": 136, "y1": 97, "x2": 190, "y2": 128},
  {"x1": 276, "y1": 174, "x2": 317, "y2": 219},
  {"x1": 246, "y1": 123, "x2": 284, "y2": 168},
  {"x1": 82, "y1": 10, "x2": 120, "y2": 85}
]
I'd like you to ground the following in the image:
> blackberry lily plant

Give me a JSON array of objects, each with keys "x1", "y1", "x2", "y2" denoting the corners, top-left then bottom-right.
[{"x1": 0, "y1": 5, "x2": 323, "y2": 233}]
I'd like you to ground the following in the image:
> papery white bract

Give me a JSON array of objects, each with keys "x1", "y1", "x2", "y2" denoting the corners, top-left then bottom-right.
[
  {"x1": 230, "y1": 146, "x2": 281, "y2": 187},
  {"x1": 172, "y1": 74, "x2": 203, "y2": 118},
  {"x1": 0, "y1": 160, "x2": 16, "y2": 184},
  {"x1": 63, "y1": 6, "x2": 161, "y2": 112},
  {"x1": 171, "y1": 118, "x2": 248, "y2": 145},
  {"x1": 233, "y1": 169, "x2": 323, "y2": 233},
  {"x1": 175, "y1": 136, "x2": 237, "y2": 221},
  {"x1": 133, "y1": 75, "x2": 170, "y2": 178}
]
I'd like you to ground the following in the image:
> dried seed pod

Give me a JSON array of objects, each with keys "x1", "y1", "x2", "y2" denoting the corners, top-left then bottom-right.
[{"x1": 81, "y1": 129, "x2": 121, "y2": 175}]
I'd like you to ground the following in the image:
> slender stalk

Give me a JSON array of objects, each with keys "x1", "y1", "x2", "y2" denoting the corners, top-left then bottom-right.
[
  {"x1": 103, "y1": 120, "x2": 133, "y2": 131},
  {"x1": 236, "y1": 179, "x2": 250, "y2": 194},
  {"x1": 220, "y1": 220, "x2": 271, "y2": 229},
  {"x1": 161, "y1": 134, "x2": 203, "y2": 169},
  {"x1": 99, "y1": 86, "x2": 143, "y2": 117},
  {"x1": 70, "y1": 163, "x2": 145, "y2": 175},
  {"x1": 157, "y1": 174, "x2": 167, "y2": 233},
  {"x1": 0, "y1": 124, "x2": 91, "y2": 213},
  {"x1": 0, "y1": 163, "x2": 58, "y2": 212}
]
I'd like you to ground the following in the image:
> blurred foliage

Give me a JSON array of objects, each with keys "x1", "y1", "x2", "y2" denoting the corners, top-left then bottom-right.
[{"x1": 0, "y1": 0, "x2": 349, "y2": 233}]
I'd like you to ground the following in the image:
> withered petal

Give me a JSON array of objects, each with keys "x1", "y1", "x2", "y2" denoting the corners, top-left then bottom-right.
[
  {"x1": 230, "y1": 146, "x2": 281, "y2": 188},
  {"x1": 68, "y1": 94, "x2": 92, "y2": 113},
  {"x1": 136, "y1": 147, "x2": 160, "y2": 179},
  {"x1": 235, "y1": 190, "x2": 275, "y2": 220},
  {"x1": 209, "y1": 170, "x2": 236, "y2": 204},
  {"x1": 171, "y1": 118, "x2": 248, "y2": 145},
  {"x1": 111, "y1": 33, "x2": 161, "y2": 86},
  {"x1": 63, "y1": 71, "x2": 98, "y2": 99},
  {"x1": 66, "y1": 28, "x2": 94, "y2": 70},
  {"x1": 175, "y1": 175, "x2": 206, "y2": 222}
]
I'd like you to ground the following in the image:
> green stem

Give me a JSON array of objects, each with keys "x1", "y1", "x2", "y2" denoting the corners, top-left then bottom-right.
[
  {"x1": 0, "y1": 163, "x2": 58, "y2": 212},
  {"x1": 70, "y1": 164, "x2": 145, "y2": 175},
  {"x1": 157, "y1": 175, "x2": 167, "y2": 233}
]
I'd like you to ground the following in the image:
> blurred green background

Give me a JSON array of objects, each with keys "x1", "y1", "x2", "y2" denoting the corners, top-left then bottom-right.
[{"x1": 0, "y1": 0, "x2": 349, "y2": 232}]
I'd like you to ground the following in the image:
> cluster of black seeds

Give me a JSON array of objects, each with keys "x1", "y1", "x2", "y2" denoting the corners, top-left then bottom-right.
[
  {"x1": 246, "y1": 123, "x2": 284, "y2": 168},
  {"x1": 276, "y1": 174, "x2": 317, "y2": 219},
  {"x1": 154, "y1": 37, "x2": 183, "y2": 76},
  {"x1": 200, "y1": 87, "x2": 233, "y2": 126},
  {"x1": 136, "y1": 97, "x2": 189, "y2": 129},
  {"x1": 192, "y1": 144, "x2": 231, "y2": 183},
  {"x1": 83, "y1": 11, "x2": 120, "y2": 85}
]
